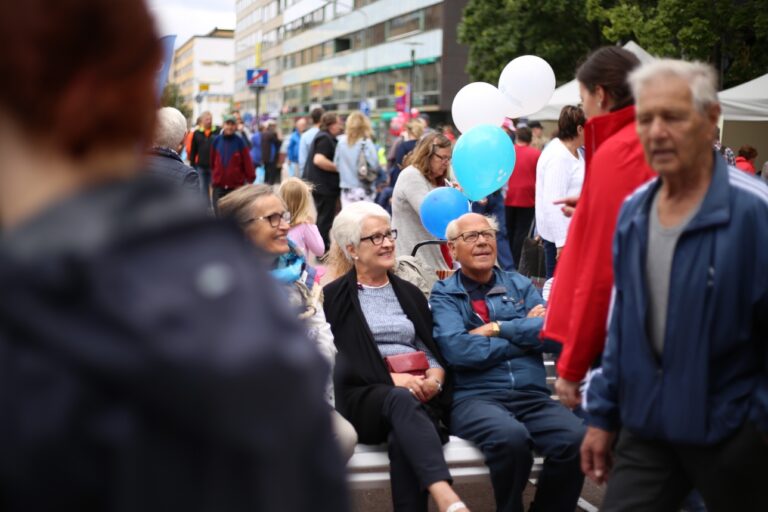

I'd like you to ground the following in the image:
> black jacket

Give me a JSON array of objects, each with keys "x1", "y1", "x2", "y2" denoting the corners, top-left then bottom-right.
[
  {"x1": 144, "y1": 146, "x2": 200, "y2": 190},
  {"x1": 189, "y1": 126, "x2": 220, "y2": 169},
  {"x1": 323, "y1": 268, "x2": 453, "y2": 444},
  {"x1": 0, "y1": 177, "x2": 348, "y2": 512}
]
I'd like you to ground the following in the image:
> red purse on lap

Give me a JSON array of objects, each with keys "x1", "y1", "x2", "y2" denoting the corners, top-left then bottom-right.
[{"x1": 384, "y1": 351, "x2": 430, "y2": 377}]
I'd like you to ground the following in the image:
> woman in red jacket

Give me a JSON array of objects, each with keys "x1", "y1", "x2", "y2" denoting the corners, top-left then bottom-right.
[
  {"x1": 542, "y1": 47, "x2": 656, "y2": 408},
  {"x1": 734, "y1": 145, "x2": 757, "y2": 174}
]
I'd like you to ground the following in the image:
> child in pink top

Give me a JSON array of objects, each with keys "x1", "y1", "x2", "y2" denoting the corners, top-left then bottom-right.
[{"x1": 279, "y1": 177, "x2": 325, "y2": 259}]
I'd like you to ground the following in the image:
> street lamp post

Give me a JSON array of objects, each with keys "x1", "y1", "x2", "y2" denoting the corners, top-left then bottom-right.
[{"x1": 402, "y1": 41, "x2": 423, "y2": 117}]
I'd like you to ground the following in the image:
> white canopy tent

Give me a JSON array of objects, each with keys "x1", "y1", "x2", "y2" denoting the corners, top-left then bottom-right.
[
  {"x1": 529, "y1": 41, "x2": 656, "y2": 121},
  {"x1": 719, "y1": 73, "x2": 768, "y2": 121}
]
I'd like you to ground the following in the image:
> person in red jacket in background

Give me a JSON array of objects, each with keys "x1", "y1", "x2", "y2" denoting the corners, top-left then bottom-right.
[
  {"x1": 211, "y1": 115, "x2": 255, "y2": 213},
  {"x1": 542, "y1": 47, "x2": 656, "y2": 408},
  {"x1": 734, "y1": 145, "x2": 758, "y2": 174},
  {"x1": 505, "y1": 126, "x2": 541, "y2": 268}
]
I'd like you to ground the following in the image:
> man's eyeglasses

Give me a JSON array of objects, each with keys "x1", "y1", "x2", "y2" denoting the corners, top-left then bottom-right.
[
  {"x1": 360, "y1": 229, "x2": 398, "y2": 245},
  {"x1": 248, "y1": 211, "x2": 291, "y2": 228},
  {"x1": 451, "y1": 229, "x2": 497, "y2": 243}
]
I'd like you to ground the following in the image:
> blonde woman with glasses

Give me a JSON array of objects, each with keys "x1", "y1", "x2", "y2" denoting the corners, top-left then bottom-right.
[{"x1": 391, "y1": 133, "x2": 454, "y2": 271}]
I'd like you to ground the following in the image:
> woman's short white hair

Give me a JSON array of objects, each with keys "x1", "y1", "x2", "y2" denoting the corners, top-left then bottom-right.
[
  {"x1": 331, "y1": 201, "x2": 391, "y2": 259},
  {"x1": 628, "y1": 59, "x2": 718, "y2": 113},
  {"x1": 153, "y1": 107, "x2": 188, "y2": 149}
]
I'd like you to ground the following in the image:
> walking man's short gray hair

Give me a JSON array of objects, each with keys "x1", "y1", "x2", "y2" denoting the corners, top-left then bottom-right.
[{"x1": 628, "y1": 59, "x2": 718, "y2": 113}]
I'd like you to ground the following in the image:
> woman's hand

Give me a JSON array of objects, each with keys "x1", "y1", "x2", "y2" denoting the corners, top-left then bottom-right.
[{"x1": 391, "y1": 373, "x2": 429, "y2": 402}]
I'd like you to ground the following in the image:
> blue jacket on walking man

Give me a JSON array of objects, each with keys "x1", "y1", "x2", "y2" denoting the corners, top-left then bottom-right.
[{"x1": 581, "y1": 59, "x2": 768, "y2": 512}]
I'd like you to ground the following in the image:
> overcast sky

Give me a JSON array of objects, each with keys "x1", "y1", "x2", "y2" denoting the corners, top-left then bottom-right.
[{"x1": 148, "y1": 0, "x2": 236, "y2": 47}]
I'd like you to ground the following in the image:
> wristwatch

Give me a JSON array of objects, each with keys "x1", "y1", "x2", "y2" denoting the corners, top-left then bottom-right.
[{"x1": 490, "y1": 321, "x2": 501, "y2": 337}]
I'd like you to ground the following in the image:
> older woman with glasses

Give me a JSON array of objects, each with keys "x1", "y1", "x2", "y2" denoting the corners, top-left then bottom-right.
[
  {"x1": 391, "y1": 133, "x2": 454, "y2": 271},
  {"x1": 218, "y1": 184, "x2": 358, "y2": 461},
  {"x1": 324, "y1": 202, "x2": 469, "y2": 512}
]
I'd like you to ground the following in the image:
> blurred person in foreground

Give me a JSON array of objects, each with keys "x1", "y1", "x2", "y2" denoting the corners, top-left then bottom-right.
[
  {"x1": 542, "y1": 47, "x2": 656, "y2": 408},
  {"x1": 0, "y1": 1, "x2": 348, "y2": 510},
  {"x1": 144, "y1": 106, "x2": 200, "y2": 191},
  {"x1": 430, "y1": 213, "x2": 584, "y2": 512},
  {"x1": 581, "y1": 59, "x2": 768, "y2": 511}
]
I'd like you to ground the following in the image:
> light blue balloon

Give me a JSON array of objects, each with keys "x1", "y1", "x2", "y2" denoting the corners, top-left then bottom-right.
[
  {"x1": 452, "y1": 124, "x2": 516, "y2": 201},
  {"x1": 419, "y1": 187, "x2": 471, "y2": 239}
]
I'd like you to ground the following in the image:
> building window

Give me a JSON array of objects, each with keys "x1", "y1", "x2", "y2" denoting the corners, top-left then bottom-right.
[
  {"x1": 424, "y1": 4, "x2": 442, "y2": 31},
  {"x1": 387, "y1": 10, "x2": 423, "y2": 40}
]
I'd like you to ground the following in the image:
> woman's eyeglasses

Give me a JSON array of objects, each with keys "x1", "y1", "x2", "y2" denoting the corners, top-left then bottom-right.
[
  {"x1": 360, "y1": 229, "x2": 398, "y2": 245},
  {"x1": 248, "y1": 211, "x2": 291, "y2": 228},
  {"x1": 451, "y1": 229, "x2": 497, "y2": 243},
  {"x1": 432, "y1": 153, "x2": 452, "y2": 163}
]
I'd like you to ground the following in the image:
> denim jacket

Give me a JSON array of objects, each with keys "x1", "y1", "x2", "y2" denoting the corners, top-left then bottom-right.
[{"x1": 430, "y1": 268, "x2": 556, "y2": 401}]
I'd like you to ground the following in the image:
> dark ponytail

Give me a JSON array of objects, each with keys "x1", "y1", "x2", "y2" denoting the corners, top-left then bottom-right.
[{"x1": 576, "y1": 46, "x2": 641, "y2": 112}]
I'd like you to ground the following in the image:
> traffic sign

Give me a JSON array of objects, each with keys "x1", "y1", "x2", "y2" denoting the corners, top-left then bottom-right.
[
  {"x1": 359, "y1": 100, "x2": 371, "y2": 117},
  {"x1": 247, "y1": 68, "x2": 269, "y2": 88}
]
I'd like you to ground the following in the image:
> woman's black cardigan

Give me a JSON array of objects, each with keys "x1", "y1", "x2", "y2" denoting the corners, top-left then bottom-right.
[{"x1": 323, "y1": 268, "x2": 453, "y2": 445}]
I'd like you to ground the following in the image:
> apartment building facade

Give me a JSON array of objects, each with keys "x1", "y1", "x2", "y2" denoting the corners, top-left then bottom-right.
[
  {"x1": 234, "y1": 0, "x2": 469, "y2": 132},
  {"x1": 172, "y1": 28, "x2": 235, "y2": 124}
]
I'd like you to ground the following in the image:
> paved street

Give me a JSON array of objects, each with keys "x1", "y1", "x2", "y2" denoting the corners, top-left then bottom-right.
[{"x1": 352, "y1": 478, "x2": 605, "y2": 511}]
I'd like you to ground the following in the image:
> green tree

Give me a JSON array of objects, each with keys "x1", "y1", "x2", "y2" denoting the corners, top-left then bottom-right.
[
  {"x1": 458, "y1": 0, "x2": 607, "y2": 85},
  {"x1": 587, "y1": 0, "x2": 768, "y2": 88},
  {"x1": 459, "y1": 0, "x2": 768, "y2": 90},
  {"x1": 160, "y1": 83, "x2": 193, "y2": 120}
]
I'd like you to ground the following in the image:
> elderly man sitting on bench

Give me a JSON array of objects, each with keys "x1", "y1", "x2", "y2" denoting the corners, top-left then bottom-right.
[{"x1": 429, "y1": 213, "x2": 585, "y2": 512}]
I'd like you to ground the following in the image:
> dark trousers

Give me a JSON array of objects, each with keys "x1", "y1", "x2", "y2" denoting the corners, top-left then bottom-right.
[
  {"x1": 382, "y1": 388, "x2": 452, "y2": 512},
  {"x1": 197, "y1": 166, "x2": 211, "y2": 204},
  {"x1": 450, "y1": 390, "x2": 585, "y2": 512},
  {"x1": 504, "y1": 206, "x2": 535, "y2": 269},
  {"x1": 211, "y1": 187, "x2": 232, "y2": 216},
  {"x1": 264, "y1": 162, "x2": 281, "y2": 185},
  {"x1": 602, "y1": 425, "x2": 768, "y2": 512},
  {"x1": 313, "y1": 191, "x2": 338, "y2": 252},
  {"x1": 542, "y1": 239, "x2": 557, "y2": 279}
]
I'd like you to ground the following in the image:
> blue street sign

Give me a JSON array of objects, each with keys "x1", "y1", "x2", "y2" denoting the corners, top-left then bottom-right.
[
  {"x1": 246, "y1": 68, "x2": 269, "y2": 88},
  {"x1": 359, "y1": 100, "x2": 371, "y2": 117}
]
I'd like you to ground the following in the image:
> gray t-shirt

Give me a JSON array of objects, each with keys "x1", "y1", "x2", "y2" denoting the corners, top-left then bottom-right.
[
  {"x1": 645, "y1": 189, "x2": 701, "y2": 357},
  {"x1": 358, "y1": 282, "x2": 441, "y2": 369}
]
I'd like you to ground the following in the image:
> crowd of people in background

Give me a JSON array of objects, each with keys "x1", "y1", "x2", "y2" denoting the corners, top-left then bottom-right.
[{"x1": 3, "y1": 1, "x2": 766, "y2": 511}]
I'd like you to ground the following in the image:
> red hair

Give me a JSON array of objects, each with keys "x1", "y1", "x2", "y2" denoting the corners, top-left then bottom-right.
[{"x1": 0, "y1": 0, "x2": 161, "y2": 157}]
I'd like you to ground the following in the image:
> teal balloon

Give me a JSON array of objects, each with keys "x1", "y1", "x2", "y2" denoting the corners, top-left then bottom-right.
[
  {"x1": 419, "y1": 187, "x2": 471, "y2": 239},
  {"x1": 452, "y1": 124, "x2": 516, "y2": 201}
]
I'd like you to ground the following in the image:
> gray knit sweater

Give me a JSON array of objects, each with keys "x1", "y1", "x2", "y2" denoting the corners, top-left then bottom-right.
[{"x1": 358, "y1": 282, "x2": 441, "y2": 369}]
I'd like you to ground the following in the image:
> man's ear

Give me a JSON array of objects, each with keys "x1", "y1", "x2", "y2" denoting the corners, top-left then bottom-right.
[
  {"x1": 706, "y1": 103, "x2": 722, "y2": 128},
  {"x1": 448, "y1": 241, "x2": 457, "y2": 260}
]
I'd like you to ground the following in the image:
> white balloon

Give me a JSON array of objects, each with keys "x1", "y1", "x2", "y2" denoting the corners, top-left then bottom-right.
[
  {"x1": 451, "y1": 82, "x2": 511, "y2": 134},
  {"x1": 498, "y1": 55, "x2": 556, "y2": 118}
]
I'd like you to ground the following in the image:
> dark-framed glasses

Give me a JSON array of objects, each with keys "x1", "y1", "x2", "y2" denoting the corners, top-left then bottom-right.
[
  {"x1": 248, "y1": 211, "x2": 291, "y2": 228},
  {"x1": 360, "y1": 229, "x2": 398, "y2": 245},
  {"x1": 432, "y1": 152, "x2": 452, "y2": 163},
  {"x1": 451, "y1": 229, "x2": 497, "y2": 243}
]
